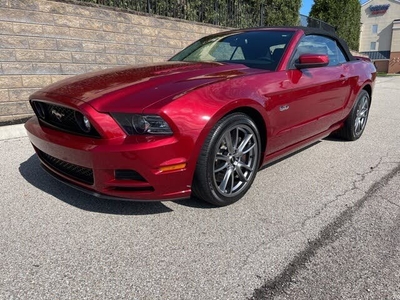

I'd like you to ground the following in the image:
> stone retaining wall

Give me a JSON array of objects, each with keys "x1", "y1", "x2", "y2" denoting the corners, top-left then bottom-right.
[{"x1": 0, "y1": 0, "x2": 226, "y2": 124}]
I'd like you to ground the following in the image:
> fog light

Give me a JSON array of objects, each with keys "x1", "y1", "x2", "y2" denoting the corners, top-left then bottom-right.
[
  {"x1": 75, "y1": 111, "x2": 92, "y2": 133},
  {"x1": 83, "y1": 115, "x2": 91, "y2": 131}
]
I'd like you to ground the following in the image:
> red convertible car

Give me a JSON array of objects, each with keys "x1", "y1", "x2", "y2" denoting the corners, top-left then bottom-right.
[{"x1": 25, "y1": 27, "x2": 376, "y2": 206}]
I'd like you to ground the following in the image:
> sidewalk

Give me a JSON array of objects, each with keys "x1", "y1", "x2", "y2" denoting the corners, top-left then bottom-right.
[{"x1": 0, "y1": 124, "x2": 27, "y2": 141}]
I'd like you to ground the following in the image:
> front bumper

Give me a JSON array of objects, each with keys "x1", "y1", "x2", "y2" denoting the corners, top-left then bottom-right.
[{"x1": 25, "y1": 117, "x2": 193, "y2": 201}]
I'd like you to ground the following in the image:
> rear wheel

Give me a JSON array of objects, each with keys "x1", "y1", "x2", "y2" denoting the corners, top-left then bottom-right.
[
  {"x1": 337, "y1": 90, "x2": 370, "y2": 141},
  {"x1": 192, "y1": 113, "x2": 261, "y2": 206}
]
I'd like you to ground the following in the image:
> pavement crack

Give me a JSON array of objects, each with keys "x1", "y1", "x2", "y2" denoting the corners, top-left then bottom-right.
[
  {"x1": 300, "y1": 156, "x2": 385, "y2": 229},
  {"x1": 239, "y1": 229, "x2": 305, "y2": 272},
  {"x1": 379, "y1": 195, "x2": 400, "y2": 208},
  {"x1": 240, "y1": 240, "x2": 267, "y2": 272},
  {"x1": 249, "y1": 162, "x2": 400, "y2": 300}
]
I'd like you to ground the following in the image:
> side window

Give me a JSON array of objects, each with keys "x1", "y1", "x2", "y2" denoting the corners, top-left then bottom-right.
[{"x1": 291, "y1": 35, "x2": 348, "y2": 68}]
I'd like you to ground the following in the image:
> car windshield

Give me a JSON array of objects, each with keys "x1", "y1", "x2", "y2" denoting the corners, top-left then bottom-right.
[{"x1": 170, "y1": 30, "x2": 295, "y2": 71}]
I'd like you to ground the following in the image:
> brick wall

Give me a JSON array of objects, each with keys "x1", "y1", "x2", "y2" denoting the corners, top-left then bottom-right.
[{"x1": 0, "y1": 0, "x2": 226, "y2": 124}]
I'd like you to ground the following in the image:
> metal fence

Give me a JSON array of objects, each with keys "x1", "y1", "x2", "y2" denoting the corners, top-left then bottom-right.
[
  {"x1": 79, "y1": 0, "x2": 335, "y2": 31},
  {"x1": 299, "y1": 14, "x2": 336, "y2": 33}
]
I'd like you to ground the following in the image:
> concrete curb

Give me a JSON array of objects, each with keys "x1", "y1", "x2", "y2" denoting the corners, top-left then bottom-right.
[{"x1": 0, "y1": 124, "x2": 27, "y2": 141}]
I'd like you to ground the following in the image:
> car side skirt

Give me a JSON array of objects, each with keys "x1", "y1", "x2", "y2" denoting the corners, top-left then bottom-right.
[{"x1": 262, "y1": 123, "x2": 342, "y2": 168}]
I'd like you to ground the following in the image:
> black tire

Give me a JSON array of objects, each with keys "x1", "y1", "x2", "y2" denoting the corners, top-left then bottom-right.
[
  {"x1": 337, "y1": 90, "x2": 370, "y2": 141},
  {"x1": 192, "y1": 113, "x2": 261, "y2": 206}
]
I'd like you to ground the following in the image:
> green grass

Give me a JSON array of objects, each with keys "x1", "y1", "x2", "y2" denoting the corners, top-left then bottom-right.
[{"x1": 377, "y1": 72, "x2": 400, "y2": 77}]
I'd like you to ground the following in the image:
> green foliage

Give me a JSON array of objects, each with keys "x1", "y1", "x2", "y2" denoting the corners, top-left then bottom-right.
[
  {"x1": 310, "y1": 0, "x2": 361, "y2": 50},
  {"x1": 77, "y1": 0, "x2": 301, "y2": 28},
  {"x1": 264, "y1": 0, "x2": 301, "y2": 26},
  {"x1": 185, "y1": 0, "x2": 302, "y2": 28},
  {"x1": 183, "y1": 0, "x2": 263, "y2": 28}
]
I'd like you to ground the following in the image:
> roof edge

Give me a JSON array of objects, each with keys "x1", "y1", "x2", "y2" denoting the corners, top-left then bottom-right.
[{"x1": 361, "y1": 0, "x2": 373, "y2": 7}]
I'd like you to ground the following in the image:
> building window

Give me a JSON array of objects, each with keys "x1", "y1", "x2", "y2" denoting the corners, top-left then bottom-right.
[
  {"x1": 372, "y1": 24, "x2": 378, "y2": 34},
  {"x1": 370, "y1": 42, "x2": 377, "y2": 50}
]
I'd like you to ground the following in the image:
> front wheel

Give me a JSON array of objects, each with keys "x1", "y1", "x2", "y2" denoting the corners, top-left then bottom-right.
[
  {"x1": 192, "y1": 113, "x2": 261, "y2": 206},
  {"x1": 337, "y1": 90, "x2": 370, "y2": 141}
]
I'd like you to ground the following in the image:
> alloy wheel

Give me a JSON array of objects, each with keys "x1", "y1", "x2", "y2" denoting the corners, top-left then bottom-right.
[
  {"x1": 212, "y1": 124, "x2": 259, "y2": 197},
  {"x1": 354, "y1": 94, "x2": 369, "y2": 137}
]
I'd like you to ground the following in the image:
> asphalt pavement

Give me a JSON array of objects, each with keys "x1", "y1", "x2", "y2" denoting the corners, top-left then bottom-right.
[
  {"x1": 253, "y1": 162, "x2": 400, "y2": 299},
  {"x1": 1, "y1": 76, "x2": 400, "y2": 299}
]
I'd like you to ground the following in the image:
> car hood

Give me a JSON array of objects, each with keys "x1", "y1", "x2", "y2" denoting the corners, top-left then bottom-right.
[{"x1": 33, "y1": 62, "x2": 257, "y2": 112}]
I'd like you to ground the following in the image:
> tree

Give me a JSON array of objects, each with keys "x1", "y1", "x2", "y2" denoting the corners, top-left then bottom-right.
[
  {"x1": 309, "y1": 0, "x2": 361, "y2": 50},
  {"x1": 186, "y1": 0, "x2": 302, "y2": 28},
  {"x1": 263, "y1": 0, "x2": 302, "y2": 26}
]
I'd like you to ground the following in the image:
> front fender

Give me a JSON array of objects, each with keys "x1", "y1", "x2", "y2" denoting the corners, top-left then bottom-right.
[{"x1": 154, "y1": 85, "x2": 269, "y2": 186}]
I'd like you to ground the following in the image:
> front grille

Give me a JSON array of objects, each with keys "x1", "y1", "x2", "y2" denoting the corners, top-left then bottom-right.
[
  {"x1": 31, "y1": 100, "x2": 100, "y2": 138},
  {"x1": 36, "y1": 148, "x2": 94, "y2": 185}
]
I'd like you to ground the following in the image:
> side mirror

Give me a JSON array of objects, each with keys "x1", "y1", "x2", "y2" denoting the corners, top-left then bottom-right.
[{"x1": 295, "y1": 54, "x2": 329, "y2": 69}]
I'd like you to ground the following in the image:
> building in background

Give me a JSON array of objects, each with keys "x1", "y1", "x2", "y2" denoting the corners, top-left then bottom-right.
[{"x1": 359, "y1": 0, "x2": 400, "y2": 73}]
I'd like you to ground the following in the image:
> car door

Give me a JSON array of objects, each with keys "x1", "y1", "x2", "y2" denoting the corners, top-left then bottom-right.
[{"x1": 266, "y1": 34, "x2": 352, "y2": 153}]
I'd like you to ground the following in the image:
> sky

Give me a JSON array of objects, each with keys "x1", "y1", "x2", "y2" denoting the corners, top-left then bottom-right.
[{"x1": 300, "y1": 0, "x2": 370, "y2": 16}]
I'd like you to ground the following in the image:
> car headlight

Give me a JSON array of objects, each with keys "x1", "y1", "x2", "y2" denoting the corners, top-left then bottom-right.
[{"x1": 111, "y1": 113, "x2": 173, "y2": 135}]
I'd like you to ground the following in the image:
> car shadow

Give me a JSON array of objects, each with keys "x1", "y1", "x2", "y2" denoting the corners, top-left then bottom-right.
[
  {"x1": 175, "y1": 143, "x2": 324, "y2": 208},
  {"x1": 323, "y1": 135, "x2": 349, "y2": 142},
  {"x1": 173, "y1": 197, "x2": 219, "y2": 209},
  {"x1": 19, "y1": 137, "x2": 341, "y2": 214},
  {"x1": 19, "y1": 155, "x2": 173, "y2": 215},
  {"x1": 259, "y1": 141, "x2": 321, "y2": 170}
]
